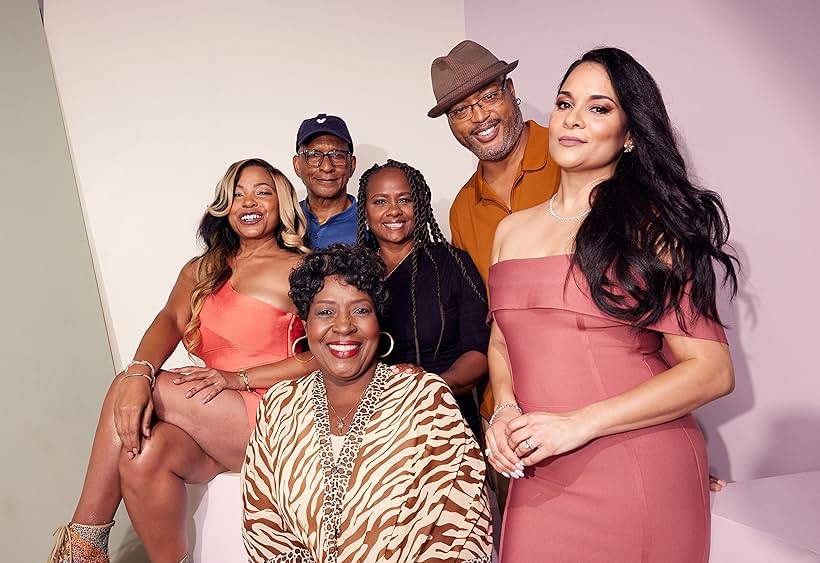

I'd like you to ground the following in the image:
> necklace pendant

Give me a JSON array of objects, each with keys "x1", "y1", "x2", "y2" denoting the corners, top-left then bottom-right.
[{"x1": 337, "y1": 420, "x2": 345, "y2": 432}]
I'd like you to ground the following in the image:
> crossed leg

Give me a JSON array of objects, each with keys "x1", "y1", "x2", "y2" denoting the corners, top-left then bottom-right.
[{"x1": 68, "y1": 371, "x2": 252, "y2": 562}]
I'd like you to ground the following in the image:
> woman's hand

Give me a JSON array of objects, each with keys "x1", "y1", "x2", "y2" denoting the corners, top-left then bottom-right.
[
  {"x1": 506, "y1": 410, "x2": 596, "y2": 466},
  {"x1": 169, "y1": 366, "x2": 245, "y2": 403},
  {"x1": 112, "y1": 373, "x2": 153, "y2": 459},
  {"x1": 484, "y1": 409, "x2": 525, "y2": 478},
  {"x1": 390, "y1": 363, "x2": 424, "y2": 376},
  {"x1": 709, "y1": 474, "x2": 728, "y2": 491}
]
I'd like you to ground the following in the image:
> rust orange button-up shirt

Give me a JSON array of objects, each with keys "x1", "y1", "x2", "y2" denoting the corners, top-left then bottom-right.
[{"x1": 449, "y1": 121, "x2": 561, "y2": 284}]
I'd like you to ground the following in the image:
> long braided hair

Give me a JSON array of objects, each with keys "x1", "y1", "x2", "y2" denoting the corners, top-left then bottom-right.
[{"x1": 356, "y1": 159, "x2": 485, "y2": 365}]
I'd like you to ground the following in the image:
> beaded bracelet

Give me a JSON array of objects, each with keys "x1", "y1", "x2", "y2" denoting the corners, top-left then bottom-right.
[
  {"x1": 489, "y1": 403, "x2": 522, "y2": 426},
  {"x1": 237, "y1": 369, "x2": 251, "y2": 392}
]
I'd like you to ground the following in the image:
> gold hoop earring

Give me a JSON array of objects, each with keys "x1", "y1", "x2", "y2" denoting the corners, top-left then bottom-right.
[
  {"x1": 378, "y1": 332, "x2": 395, "y2": 358},
  {"x1": 291, "y1": 335, "x2": 314, "y2": 364}
]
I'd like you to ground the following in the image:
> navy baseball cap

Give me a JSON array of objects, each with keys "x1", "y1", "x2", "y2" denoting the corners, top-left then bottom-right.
[{"x1": 295, "y1": 113, "x2": 354, "y2": 153}]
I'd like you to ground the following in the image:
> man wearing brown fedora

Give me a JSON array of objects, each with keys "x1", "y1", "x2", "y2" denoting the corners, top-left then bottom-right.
[{"x1": 428, "y1": 39, "x2": 560, "y2": 285}]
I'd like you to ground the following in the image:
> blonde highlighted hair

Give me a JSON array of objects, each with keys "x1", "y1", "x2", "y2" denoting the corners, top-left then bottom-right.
[{"x1": 183, "y1": 158, "x2": 310, "y2": 353}]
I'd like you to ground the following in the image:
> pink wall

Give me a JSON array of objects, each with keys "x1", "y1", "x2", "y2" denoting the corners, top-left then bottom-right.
[{"x1": 465, "y1": 0, "x2": 820, "y2": 481}]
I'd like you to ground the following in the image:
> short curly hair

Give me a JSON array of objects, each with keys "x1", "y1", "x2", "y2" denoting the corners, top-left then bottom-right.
[{"x1": 288, "y1": 244, "x2": 389, "y2": 320}]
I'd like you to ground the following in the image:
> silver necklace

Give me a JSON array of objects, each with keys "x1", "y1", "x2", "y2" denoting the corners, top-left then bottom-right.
[{"x1": 548, "y1": 193, "x2": 591, "y2": 222}]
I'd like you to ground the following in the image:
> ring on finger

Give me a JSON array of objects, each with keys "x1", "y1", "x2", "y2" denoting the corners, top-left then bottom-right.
[
  {"x1": 484, "y1": 447, "x2": 492, "y2": 457},
  {"x1": 524, "y1": 438, "x2": 535, "y2": 450}
]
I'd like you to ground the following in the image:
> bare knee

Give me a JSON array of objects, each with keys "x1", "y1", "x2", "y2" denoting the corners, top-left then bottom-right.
[{"x1": 118, "y1": 424, "x2": 175, "y2": 489}]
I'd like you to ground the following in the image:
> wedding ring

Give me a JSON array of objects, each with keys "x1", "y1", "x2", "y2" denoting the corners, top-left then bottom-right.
[
  {"x1": 524, "y1": 439, "x2": 535, "y2": 450},
  {"x1": 484, "y1": 447, "x2": 492, "y2": 457}
]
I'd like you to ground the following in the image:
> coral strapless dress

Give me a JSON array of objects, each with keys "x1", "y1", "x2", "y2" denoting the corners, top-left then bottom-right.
[
  {"x1": 196, "y1": 281, "x2": 303, "y2": 427},
  {"x1": 489, "y1": 255, "x2": 727, "y2": 563}
]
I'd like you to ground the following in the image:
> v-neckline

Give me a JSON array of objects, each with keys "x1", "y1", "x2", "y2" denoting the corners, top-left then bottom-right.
[{"x1": 311, "y1": 364, "x2": 390, "y2": 561}]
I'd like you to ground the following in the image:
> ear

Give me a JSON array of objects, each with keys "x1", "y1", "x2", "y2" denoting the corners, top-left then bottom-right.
[
  {"x1": 293, "y1": 153, "x2": 302, "y2": 177},
  {"x1": 349, "y1": 155, "x2": 357, "y2": 175},
  {"x1": 507, "y1": 77, "x2": 516, "y2": 99}
]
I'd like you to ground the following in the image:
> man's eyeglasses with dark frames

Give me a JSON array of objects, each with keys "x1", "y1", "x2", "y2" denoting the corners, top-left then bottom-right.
[
  {"x1": 447, "y1": 80, "x2": 508, "y2": 122},
  {"x1": 299, "y1": 149, "x2": 351, "y2": 168}
]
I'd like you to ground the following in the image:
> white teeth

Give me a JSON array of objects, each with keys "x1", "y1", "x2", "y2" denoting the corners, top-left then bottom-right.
[
  {"x1": 384, "y1": 222, "x2": 404, "y2": 229},
  {"x1": 240, "y1": 214, "x2": 261, "y2": 222},
  {"x1": 328, "y1": 344, "x2": 358, "y2": 352},
  {"x1": 476, "y1": 125, "x2": 496, "y2": 137}
]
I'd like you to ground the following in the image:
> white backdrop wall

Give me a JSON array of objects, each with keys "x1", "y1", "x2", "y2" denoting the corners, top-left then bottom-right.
[
  {"x1": 465, "y1": 0, "x2": 820, "y2": 481},
  {"x1": 44, "y1": 0, "x2": 474, "y2": 371}
]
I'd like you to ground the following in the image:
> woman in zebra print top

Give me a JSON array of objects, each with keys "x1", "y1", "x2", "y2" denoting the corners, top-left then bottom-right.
[{"x1": 242, "y1": 244, "x2": 492, "y2": 562}]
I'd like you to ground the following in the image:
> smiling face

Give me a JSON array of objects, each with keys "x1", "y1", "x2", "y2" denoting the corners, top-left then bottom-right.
[
  {"x1": 548, "y1": 62, "x2": 630, "y2": 175},
  {"x1": 364, "y1": 168, "x2": 415, "y2": 248},
  {"x1": 447, "y1": 78, "x2": 524, "y2": 161},
  {"x1": 227, "y1": 165, "x2": 281, "y2": 240},
  {"x1": 292, "y1": 134, "x2": 357, "y2": 201},
  {"x1": 306, "y1": 276, "x2": 380, "y2": 386}
]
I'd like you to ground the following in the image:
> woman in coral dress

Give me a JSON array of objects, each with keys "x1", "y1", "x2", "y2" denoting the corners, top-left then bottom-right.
[
  {"x1": 49, "y1": 158, "x2": 313, "y2": 563},
  {"x1": 485, "y1": 48, "x2": 739, "y2": 562}
]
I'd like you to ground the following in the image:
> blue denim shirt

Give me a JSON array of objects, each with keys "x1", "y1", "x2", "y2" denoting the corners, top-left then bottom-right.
[{"x1": 300, "y1": 194, "x2": 358, "y2": 250}]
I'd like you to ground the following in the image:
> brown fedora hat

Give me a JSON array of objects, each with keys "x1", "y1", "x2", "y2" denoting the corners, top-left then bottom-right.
[{"x1": 428, "y1": 40, "x2": 518, "y2": 118}]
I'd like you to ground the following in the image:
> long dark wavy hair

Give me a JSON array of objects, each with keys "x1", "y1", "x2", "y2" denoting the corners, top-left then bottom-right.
[
  {"x1": 356, "y1": 159, "x2": 485, "y2": 364},
  {"x1": 564, "y1": 48, "x2": 738, "y2": 329}
]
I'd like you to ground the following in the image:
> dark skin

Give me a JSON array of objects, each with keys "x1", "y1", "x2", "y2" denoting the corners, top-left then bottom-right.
[
  {"x1": 447, "y1": 78, "x2": 528, "y2": 209},
  {"x1": 304, "y1": 276, "x2": 380, "y2": 433},
  {"x1": 70, "y1": 165, "x2": 312, "y2": 563},
  {"x1": 364, "y1": 168, "x2": 488, "y2": 397},
  {"x1": 292, "y1": 134, "x2": 356, "y2": 225}
]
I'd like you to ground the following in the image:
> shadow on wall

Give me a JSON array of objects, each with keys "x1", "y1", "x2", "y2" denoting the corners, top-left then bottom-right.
[
  {"x1": 753, "y1": 410, "x2": 820, "y2": 478},
  {"x1": 696, "y1": 241, "x2": 757, "y2": 480},
  {"x1": 520, "y1": 99, "x2": 550, "y2": 127},
  {"x1": 350, "y1": 143, "x2": 389, "y2": 194}
]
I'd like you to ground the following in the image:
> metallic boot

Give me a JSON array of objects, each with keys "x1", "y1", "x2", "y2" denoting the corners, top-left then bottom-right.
[{"x1": 48, "y1": 521, "x2": 114, "y2": 563}]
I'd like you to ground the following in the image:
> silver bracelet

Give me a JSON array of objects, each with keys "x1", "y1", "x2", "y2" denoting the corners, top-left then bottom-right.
[
  {"x1": 121, "y1": 373, "x2": 155, "y2": 388},
  {"x1": 125, "y1": 359, "x2": 157, "y2": 389},
  {"x1": 126, "y1": 359, "x2": 156, "y2": 378},
  {"x1": 489, "y1": 403, "x2": 522, "y2": 426}
]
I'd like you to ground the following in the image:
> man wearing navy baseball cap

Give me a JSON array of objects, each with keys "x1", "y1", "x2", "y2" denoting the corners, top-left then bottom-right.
[{"x1": 292, "y1": 113, "x2": 358, "y2": 249}]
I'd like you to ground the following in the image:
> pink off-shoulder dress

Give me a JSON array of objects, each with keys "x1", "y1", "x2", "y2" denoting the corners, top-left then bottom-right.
[{"x1": 489, "y1": 255, "x2": 727, "y2": 563}]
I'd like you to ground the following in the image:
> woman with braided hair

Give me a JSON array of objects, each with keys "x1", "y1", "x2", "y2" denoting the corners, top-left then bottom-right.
[{"x1": 356, "y1": 159, "x2": 488, "y2": 438}]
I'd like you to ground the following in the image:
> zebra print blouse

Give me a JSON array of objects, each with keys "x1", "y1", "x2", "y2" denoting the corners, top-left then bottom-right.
[{"x1": 242, "y1": 363, "x2": 492, "y2": 562}]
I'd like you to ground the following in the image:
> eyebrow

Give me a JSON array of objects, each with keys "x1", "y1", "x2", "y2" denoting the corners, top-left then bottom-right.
[
  {"x1": 313, "y1": 298, "x2": 373, "y2": 306},
  {"x1": 368, "y1": 191, "x2": 412, "y2": 198},
  {"x1": 558, "y1": 90, "x2": 617, "y2": 104},
  {"x1": 235, "y1": 182, "x2": 274, "y2": 189}
]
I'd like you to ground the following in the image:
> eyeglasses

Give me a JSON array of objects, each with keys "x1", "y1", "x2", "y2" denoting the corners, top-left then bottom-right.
[
  {"x1": 299, "y1": 149, "x2": 351, "y2": 168},
  {"x1": 447, "y1": 81, "x2": 508, "y2": 122}
]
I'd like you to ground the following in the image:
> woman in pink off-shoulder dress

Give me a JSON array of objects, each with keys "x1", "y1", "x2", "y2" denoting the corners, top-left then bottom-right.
[{"x1": 484, "y1": 48, "x2": 739, "y2": 563}]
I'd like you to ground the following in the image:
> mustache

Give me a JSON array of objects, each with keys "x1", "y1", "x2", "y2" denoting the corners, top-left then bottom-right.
[{"x1": 470, "y1": 118, "x2": 501, "y2": 136}]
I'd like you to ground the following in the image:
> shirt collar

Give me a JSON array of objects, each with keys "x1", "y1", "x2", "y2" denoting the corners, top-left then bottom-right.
[
  {"x1": 300, "y1": 194, "x2": 356, "y2": 224},
  {"x1": 471, "y1": 120, "x2": 547, "y2": 204}
]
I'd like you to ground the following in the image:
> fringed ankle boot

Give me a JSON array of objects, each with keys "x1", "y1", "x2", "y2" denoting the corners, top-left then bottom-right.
[{"x1": 48, "y1": 521, "x2": 114, "y2": 563}]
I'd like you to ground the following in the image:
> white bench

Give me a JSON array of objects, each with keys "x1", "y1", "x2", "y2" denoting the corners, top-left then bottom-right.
[
  {"x1": 187, "y1": 472, "x2": 246, "y2": 562},
  {"x1": 710, "y1": 471, "x2": 820, "y2": 562},
  {"x1": 188, "y1": 470, "x2": 820, "y2": 562}
]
